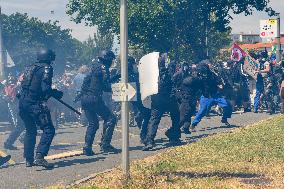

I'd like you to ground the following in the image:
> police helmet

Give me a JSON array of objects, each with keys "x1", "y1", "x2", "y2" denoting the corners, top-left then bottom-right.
[
  {"x1": 98, "y1": 50, "x2": 115, "y2": 62},
  {"x1": 37, "y1": 48, "x2": 56, "y2": 63},
  {"x1": 196, "y1": 62, "x2": 210, "y2": 78}
]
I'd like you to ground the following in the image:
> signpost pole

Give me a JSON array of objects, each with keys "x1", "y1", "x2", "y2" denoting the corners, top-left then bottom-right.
[
  {"x1": 120, "y1": 0, "x2": 130, "y2": 179},
  {"x1": 276, "y1": 13, "x2": 282, "y2": 63},
  {"x1": 0, "y1": 6, "x2": 5, "y2": 80}
]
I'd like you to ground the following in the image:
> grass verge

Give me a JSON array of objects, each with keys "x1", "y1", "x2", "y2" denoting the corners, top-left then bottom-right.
[{"x1": 66, "y1": 115, "x2": 284, "y2": 189}]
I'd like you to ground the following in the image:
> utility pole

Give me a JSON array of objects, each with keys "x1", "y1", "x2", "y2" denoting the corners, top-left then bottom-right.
[
  {"x1": 120, "y1": 0, "x2": 130, "y2": 179},
  {"x1": 276, "y1": 13, "x2": 282, "y2": 63},
  {"x1": 0, "y1": 6, "x2": 5, "y2": 80}
]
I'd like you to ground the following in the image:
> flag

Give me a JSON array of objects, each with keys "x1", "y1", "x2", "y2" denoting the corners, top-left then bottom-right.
[
  {"x1": 243, "y1": 50, "x2": 259, "y2": 80},
  {"x1": 230, "y1": 43, "x2": 247, "y2": 61}
]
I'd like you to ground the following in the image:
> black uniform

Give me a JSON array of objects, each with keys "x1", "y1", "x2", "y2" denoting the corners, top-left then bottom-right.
[
  {"x1": 19, "y1": 49, "x2": 62, "y2": 168},
  {"x1": 143, "y1": 55, "x2": 180, "y2": 150},
  {"x1": 81, "y1": 59, "x2": 117, "y2": 155},
  {"x1": 126, "y1": 57, "x2": 152, "y2": 143},
  {"x1": 173, "y1": 65, "x2": 201, "y2": 134}
]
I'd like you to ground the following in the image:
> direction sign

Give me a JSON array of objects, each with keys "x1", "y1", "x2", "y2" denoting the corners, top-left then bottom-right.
[
  {"x1": 112, "y1": 82, "x2": 137, "y2": 102},
  {"x1": 260, "y1": 19, "x2": 278, "y2": 38}
]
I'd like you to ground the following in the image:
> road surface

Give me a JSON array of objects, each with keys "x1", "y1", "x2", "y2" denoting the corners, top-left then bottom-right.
[{"x1": 0, "y1": 112, "x2": 272, "y2": 189}]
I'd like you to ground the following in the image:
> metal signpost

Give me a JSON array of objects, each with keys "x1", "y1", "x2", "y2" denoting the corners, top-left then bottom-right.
[
  {"x1": 0, "y1": 7, "x2": 5, "y2": 80},
  {"x1": 120, "y1": 0, "x2": 130, "y2": 179}
]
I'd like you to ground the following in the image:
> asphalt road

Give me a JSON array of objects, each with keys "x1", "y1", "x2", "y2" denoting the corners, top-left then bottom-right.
[{"x1": 0, "y1": 112, "x2": 272, "y2": 189}]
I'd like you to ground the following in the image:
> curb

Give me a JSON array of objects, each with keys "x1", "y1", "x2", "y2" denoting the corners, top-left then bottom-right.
[{"x1": 66, "y1": 168, "x2": 114, "y2": 188}]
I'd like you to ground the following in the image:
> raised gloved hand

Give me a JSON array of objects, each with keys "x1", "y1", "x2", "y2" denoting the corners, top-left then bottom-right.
[{"x1": 52, "y1": 89, "x2": 63, "y2": 99}]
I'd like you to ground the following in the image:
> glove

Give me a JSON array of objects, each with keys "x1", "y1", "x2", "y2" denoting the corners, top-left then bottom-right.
[{"x1": 52, "y1": 89, "x2": 63, "y2": 99}]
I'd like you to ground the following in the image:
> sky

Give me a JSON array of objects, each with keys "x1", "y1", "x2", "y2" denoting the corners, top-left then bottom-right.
[
  {"x1": 0, "y1": 0, "x2": 284, "y2": 41},
  {"x1": 230, "y1": 0, "x2": 284, "y2": 34},
  {"x1": 0, "y1": 0, "x2": 97, "y2": 41}
]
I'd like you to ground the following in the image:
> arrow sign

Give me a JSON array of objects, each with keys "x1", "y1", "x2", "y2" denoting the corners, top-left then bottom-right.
[{"x1": 112, "y1": 82, "x2": 137, "y2": 102}]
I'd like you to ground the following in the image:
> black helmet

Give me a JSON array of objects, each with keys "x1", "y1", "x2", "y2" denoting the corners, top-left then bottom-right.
[
  {"x1": 37, "y1": 48, "x2": 56, "y2": 63},
  {"x1": 98, "y1": 50, "x2": 115, "y2": 62},
  {"x1": 196, "y1": 62, "x2": 210, "y2": 78}
]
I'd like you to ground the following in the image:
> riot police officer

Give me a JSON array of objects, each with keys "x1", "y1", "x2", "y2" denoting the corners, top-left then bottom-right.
[
  {"x1": 143, "y1": 53, "x2": 180, "y2": 151},
  {"x1": 128, "y1": 56, "x2": 151, "y2": 143},
  {"x1": 80, "y1": 50, "x2": 117, "y2": 156},
  {"x1": 18, "y1": 48, "x2": 63, "y2": 168},
  {"x1": 173, "y1": 63, "x2": 201, "y2": 134}
]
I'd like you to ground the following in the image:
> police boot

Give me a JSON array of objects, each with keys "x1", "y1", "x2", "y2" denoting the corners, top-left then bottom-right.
[
  {"x1": 4, "y1": 142, "x2": 18, "y2": 150},
  {"x1": 181, "y1": 126, "x2": 191, "y2": 135},
  {"x1": 221, "y1": 118, "x2": 231, "y2": 127},
  {"x1": 34, "y1": 153, "x2": 54, "y2": 169},
  {"x1": 165, "y1": 129, "x2": 182, "y2": 144},
  {"x1": 83, "y1": 146, "x2": 95, "y2": 156},
  {"x1": 0, "y1": 155, "x2": 11, "y2": 166},
  {"x1": 142, "y1": 142, "x2": 155, "y2": 151},
  {"x1": 100, "y1": 144, "x2": 119, "y2": 153}
]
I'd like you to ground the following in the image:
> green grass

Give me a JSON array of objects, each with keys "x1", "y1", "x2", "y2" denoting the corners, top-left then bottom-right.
[{"x1": 65, "y1": 115, "x2": 284, "y2": 189}]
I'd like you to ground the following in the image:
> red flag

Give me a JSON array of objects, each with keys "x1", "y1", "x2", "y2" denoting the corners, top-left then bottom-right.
[{"x1": 231, "y1": 43, "x2": 247, "y2": 61}]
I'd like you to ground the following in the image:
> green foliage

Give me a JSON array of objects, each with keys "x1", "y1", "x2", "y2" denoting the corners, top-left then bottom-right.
[
  {"x1": 76, "y1": 30, "x2": 114, "y2": 66},
  {"x1": 2, "y1": 13, "x2": 79, "y2": 73},
  {"x1": 1, "y1": 12, "x2": 114, "y2": 74},
  {"x1": 66, "y1": 0, "x2": 274, "y2": 63}
]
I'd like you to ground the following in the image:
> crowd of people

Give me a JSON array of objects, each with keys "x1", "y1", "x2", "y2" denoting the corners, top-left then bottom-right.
[{"x1": 0, "y1": 47, "x2": 284, "y2": 168}]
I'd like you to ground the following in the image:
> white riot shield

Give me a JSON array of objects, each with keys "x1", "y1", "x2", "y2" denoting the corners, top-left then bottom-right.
[{"x1": 138, "y1": 52, "x2": 160, "y2": 109}]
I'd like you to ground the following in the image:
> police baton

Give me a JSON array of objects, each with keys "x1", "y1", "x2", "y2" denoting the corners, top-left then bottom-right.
[{"x1": 53, "y1": 97, "x2": 82, "y2": 116}]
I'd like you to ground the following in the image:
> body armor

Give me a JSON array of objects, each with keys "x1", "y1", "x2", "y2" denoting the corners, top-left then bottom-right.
[{"x1": 20, "y1": 63, "x2": 53, "y2": 101}]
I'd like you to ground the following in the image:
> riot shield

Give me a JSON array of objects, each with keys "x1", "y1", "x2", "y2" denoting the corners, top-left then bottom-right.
[{"x1": 138, "y1": 52, "x2": 160, "y2": 109}]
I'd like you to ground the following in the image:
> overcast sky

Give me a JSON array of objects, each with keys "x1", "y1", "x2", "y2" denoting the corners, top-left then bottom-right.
[{"x1": 0, "y1": 0, "x2": 284, "y2": 41}]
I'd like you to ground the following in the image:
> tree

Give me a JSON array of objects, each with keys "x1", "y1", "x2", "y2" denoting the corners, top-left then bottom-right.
[
  {"x1": 76, "y1": 30, "x2": 114, "y2": 66},
  {"x1": 66, "y1": 0, "x2": 274, "y2": 63},
  {"x1": 1, "y1": 13, "x2": 80, "y2": 73}
]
